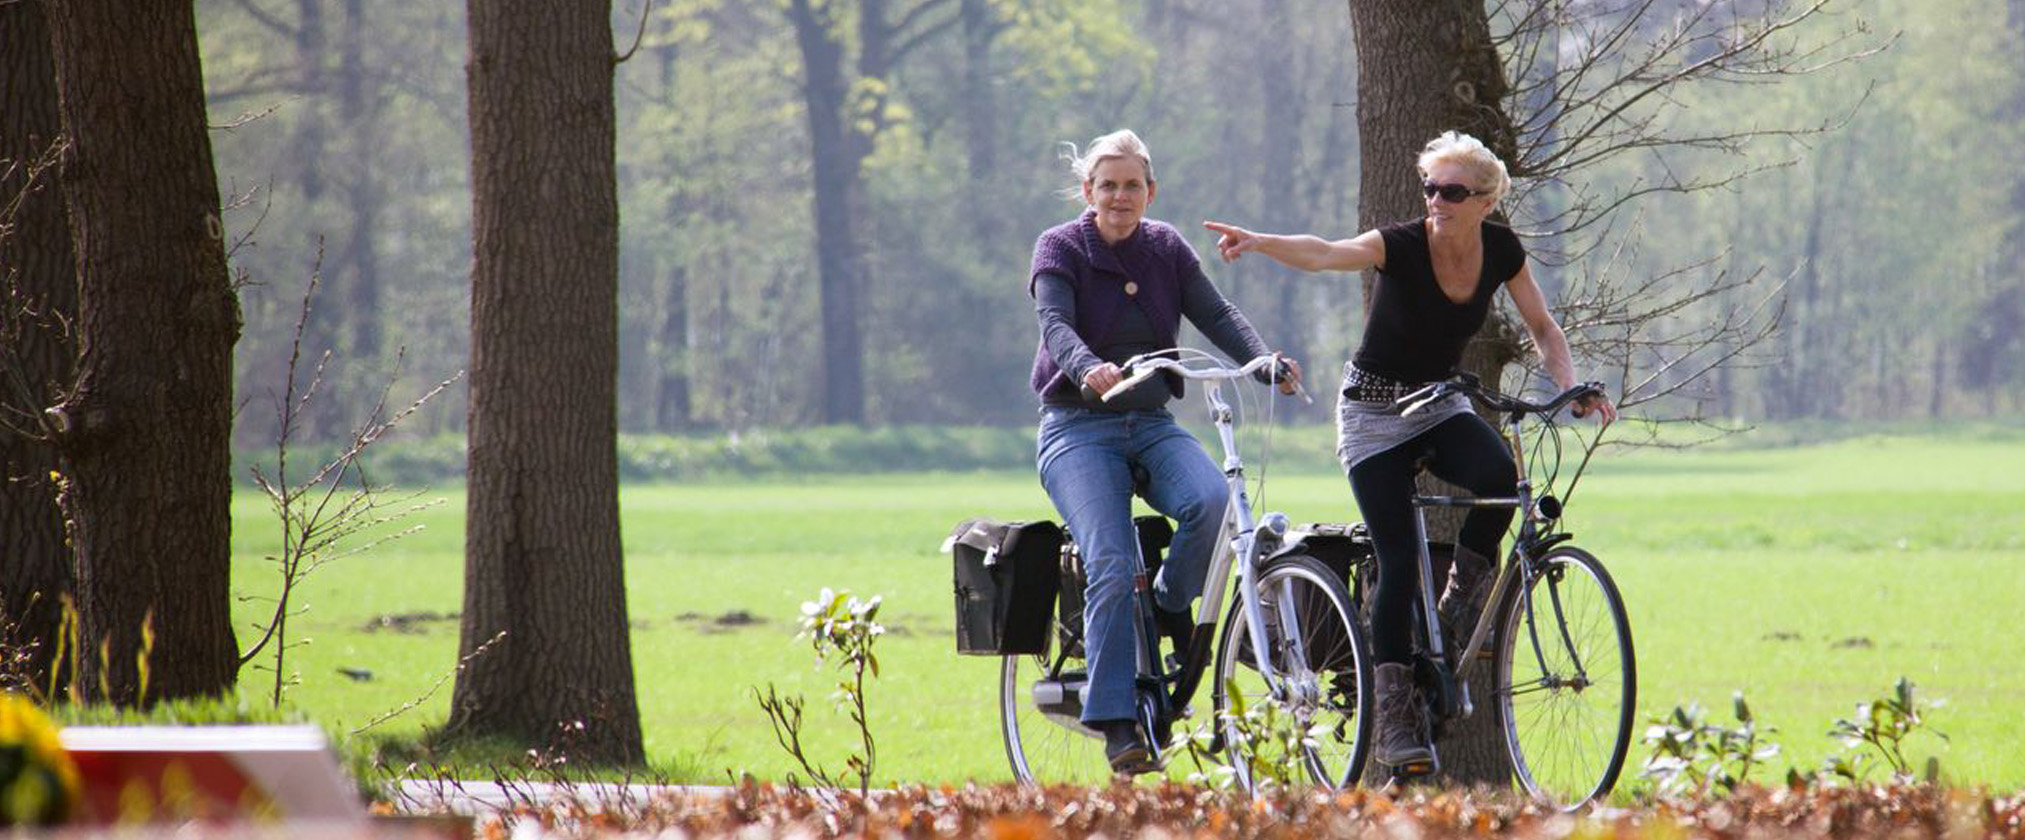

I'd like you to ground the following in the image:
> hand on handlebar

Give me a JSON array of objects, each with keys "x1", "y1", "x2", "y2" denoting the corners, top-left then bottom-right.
[
  {"x1": 1082, "y1": 363, "x2": 1126, "y2": 398},
  {"x1": 1570, "y1": 387, "x2": 1617, "y2": 424},
  {"x1": 1253, "y1": 353, "x2": 1303, "y2": 397}
]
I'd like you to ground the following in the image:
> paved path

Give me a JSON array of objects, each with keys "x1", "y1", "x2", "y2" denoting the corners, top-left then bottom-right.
[{"x1": 391, "y1": 781, "x2": 732, "y2": 815}]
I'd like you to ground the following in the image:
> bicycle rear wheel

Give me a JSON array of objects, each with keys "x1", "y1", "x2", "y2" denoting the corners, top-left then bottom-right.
[
  {"x1": 1001, "y1": 642, "x2": 1112, "y2": 785},
  {"x1": 1491, "y1": 545, "x2": 1636, "y2": 809},
  {"x1": 1211, "y1": 554, "x2": 1373, "y2": 790}
]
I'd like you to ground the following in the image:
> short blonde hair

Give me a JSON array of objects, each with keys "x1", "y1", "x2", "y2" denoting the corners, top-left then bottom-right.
[
  {"x1": 1060, "y1": 129, "x2": 1154, "y2": 201},
  {"x1": 1417, "y1": 131, "x2": 1511, "y2": 203}
]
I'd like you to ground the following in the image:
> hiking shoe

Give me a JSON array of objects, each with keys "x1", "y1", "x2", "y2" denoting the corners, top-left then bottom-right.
[
  {"x1": 1437, "y1": 546, "x2": 1495, "y2": 662},
  {"x1": 1101, "y1": 719, "x2": 1158, "y2": 775},
  {"x1": 1372, "y1": 662, "x2": 1434, "y2": 770}
]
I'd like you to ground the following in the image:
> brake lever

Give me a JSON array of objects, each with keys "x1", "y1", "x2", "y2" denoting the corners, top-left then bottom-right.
[{"x1": 1289, "y1": 379, "x2": 1314, "y2": 405}]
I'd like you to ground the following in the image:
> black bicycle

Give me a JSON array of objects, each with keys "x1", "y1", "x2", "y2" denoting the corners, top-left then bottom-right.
[{"x1": 1374, "y1": 373, "x2": 1637, "y2": 809}]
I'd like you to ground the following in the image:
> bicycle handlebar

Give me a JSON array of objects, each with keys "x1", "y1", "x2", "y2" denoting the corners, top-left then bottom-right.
[
  {"x1": 1101, "y1": 352, "x2": 1313, "y2": 405},
  {"x1": 1391, "y1": 373, "x2": 1605, "y2": 420}
]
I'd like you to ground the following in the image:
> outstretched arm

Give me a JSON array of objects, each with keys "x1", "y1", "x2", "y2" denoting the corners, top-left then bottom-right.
[
  {"x1": 1508, "y1": 264, "x2": 1616, "y2": 423},
  {"x1": 1202, "y1": 220, "x2": 1385, "y2": 273}
]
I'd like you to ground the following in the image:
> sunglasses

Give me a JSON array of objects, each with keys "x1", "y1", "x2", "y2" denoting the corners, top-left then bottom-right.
[{"x1": 1422, "y1": 182, "x2": 1489, "y2": 203}]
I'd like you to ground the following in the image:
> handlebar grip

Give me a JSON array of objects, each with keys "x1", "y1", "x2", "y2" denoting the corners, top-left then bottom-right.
[
  {"x1": 1567, "y1": 382, "x2": 1607, "y2": 417},
  {"x1": 1100, "y1": 366, "x2": 1161, "y2": 402}
]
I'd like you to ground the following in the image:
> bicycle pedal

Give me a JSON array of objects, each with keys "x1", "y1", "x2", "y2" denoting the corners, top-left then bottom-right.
[{"x1": 1392, "y1": 757, "x2": 1439, "y2": 778}]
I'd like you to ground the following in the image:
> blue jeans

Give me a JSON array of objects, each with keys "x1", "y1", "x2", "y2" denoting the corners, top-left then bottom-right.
[{"x1": 1037, "y1": 406, "x2": 1229, "y2": 723}]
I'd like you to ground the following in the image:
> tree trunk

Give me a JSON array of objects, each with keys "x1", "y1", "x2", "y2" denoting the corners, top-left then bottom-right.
[
  {"x1": 0, "y1": 0, "x2": 76, "y2": 693},
  {"x1": 1258, "y1": 0, "x2": 1307, "y2": 380},
  {"x1": 959, "y1": 0, "x2": 998, "y2": 244},
  {"x1": 788, "y1": 0, "x2": 867, "y2": 425},
  {"x1": 338, "y1": 0, "x2": 382, "y2": 367},
  {"x1": 450, "y1": 0, "x2": 644, "y2": 764},
  {"x1": 1347, "y1": 0, "x2": 1520, "y2": 788},
  {"x1": 42, "y1": 0, "x2": 241, "y2": 706},
  {"x1": 656, "y1": 263, "x2": 692, "y2": 430}
]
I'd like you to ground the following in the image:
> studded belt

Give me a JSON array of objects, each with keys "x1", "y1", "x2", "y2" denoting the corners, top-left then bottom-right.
[{"x1": 1340, "y1": 365, "x2": 1423, "y2": 404}]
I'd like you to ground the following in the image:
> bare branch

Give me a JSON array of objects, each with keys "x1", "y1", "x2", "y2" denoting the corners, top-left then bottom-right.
[
  {"x1": 614, "y1": 0, "x2": 656, "y2": 64},
  {"x1": 222, "y1": 0, "x2": 297, "y2": 39},
  {"x1": 888, "y1": 3, "x2": 961, "y2": 68}
]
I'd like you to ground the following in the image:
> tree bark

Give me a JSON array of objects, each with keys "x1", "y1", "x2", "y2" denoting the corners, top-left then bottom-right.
[
  {"x1": 0, "y1": 0, "x2": 76, "y2": 693},
  {"x1": 1347, "y1": 0, "x2": 1520, "y2": 788},
  {"x1": 449, "y1": 0, "x2": 644, "y2": 764},
  {"x1": 42, "y1": 0, "x2": 241, "y2": 705}
]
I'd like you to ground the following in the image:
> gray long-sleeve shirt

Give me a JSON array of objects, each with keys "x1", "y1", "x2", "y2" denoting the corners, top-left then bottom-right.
[{"x1": 1034, "y1": 267, "x2": 1273, "y2": 410}]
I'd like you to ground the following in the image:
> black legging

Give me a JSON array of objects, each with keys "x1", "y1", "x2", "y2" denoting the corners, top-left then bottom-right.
[{"x1": 1348, "y1": 413, "x2": 1518, "y2": 665}]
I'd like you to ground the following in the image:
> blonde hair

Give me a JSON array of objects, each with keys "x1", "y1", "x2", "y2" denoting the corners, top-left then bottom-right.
[
  {"x1": 1417, "y1": 131, "x2": 1511, "y2": 203},
  {"x1": 1059, "y1": 129, "x2": 1155, "y2": 202}
]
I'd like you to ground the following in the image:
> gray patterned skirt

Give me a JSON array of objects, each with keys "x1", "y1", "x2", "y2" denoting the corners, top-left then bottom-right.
[{"x1": 1334, "y1": 361, "x2": 1471, "y2": 471}]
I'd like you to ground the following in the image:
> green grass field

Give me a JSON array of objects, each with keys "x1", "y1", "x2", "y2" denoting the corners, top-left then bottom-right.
[{"x1": 229, "y1": 430, "x2": 2025, "y2": 790}]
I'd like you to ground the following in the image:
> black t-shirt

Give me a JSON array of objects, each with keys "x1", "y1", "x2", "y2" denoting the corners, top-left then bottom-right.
[{"x1": 1352, "y1": 217, "x2": 1527, "y2": 383}]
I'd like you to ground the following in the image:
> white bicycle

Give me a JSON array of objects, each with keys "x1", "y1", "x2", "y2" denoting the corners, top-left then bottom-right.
[{"x1": 1000, "y1": 350, "x2": 1377, "y2": 789}]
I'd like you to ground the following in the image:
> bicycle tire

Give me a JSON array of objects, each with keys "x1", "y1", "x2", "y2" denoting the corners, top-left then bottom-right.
[
  {"x1": 1490, "y1": 545, "x2": 1636, "y2": 809},
  {"x1": 1001, "y1": 642, "x2": 1113, "y2": 785},
  {"x1": 1211, "y1": 554, "x2": 1374, "y2": 791}
]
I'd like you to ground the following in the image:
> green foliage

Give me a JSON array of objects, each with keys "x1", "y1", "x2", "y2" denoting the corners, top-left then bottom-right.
[
  {"x1": 1183, "y1": 678, "x2": 1330, "y2": 794},
  {"x1": 1820, "y1": 677, "x2": 1948, "y2": 785},
  {"x1": 755, "y1": 588, "x2": 886, "y2": 795},
  {"x1": 236, "y1": 425, "x2": 1040, "y2": 485},
  {"x1": 1639, "y1": 691, "x2": 1781, "y2": 797},
  {"x1": 0, "y1": 693, "x2": 79, "y2": 827}
]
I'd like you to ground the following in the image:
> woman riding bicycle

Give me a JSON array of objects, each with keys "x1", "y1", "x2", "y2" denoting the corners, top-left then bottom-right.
[
  {"x1": 1203, "y1": 131, "x2": 1615, "y2": 772},
  {"x1": 1029, "y1": 128, "x2": 1302, "y2": 775}
]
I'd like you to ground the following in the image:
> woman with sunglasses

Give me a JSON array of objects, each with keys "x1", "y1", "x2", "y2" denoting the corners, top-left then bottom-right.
[{"x1": 1202, "y1": 130, "x2": 1615, "y2": 773}]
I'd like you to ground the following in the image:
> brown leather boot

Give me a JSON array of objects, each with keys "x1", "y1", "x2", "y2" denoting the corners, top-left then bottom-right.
[
  {"x1": 1372, "y1": 662, "x2": 1434, "y2": 770},
  {"x1": 1437, "y1": 546, "x2": 1495, "y2": 660}
]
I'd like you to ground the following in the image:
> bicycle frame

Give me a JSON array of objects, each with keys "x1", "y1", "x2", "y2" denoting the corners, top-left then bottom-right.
[
  {"x1": 1164, "y1": 374, "x2": 1302, "y2": 712},
  {"x1": 1405, "y1": 392, "x2": 1585, "y2": 718},
  {"x1": 1047, "y1": 353, "x2": 1311, "y2": 743}
]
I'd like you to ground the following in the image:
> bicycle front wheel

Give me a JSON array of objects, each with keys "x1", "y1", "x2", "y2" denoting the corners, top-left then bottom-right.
[
  {"x1": 1491, "y1": 545, "x2": 1636, "y2": 809},
  {"x1": 1212, "y1": 554, "x2": 1373, "y2": 790},
  {"x1": 1001, "y1": 644, "x2": 1111, "y2": 785}
]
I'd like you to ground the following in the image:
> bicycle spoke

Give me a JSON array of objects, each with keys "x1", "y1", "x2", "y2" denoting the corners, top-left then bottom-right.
[
  {"x1": 1496, "y1": 548, "x2": 1634, "y2": 810},
  {"x1": 1213, "y1": 556, "x2": 1371, "y2": 792}
]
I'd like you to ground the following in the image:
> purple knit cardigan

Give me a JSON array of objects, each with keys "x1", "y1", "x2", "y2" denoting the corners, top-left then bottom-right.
[{"x1": 1028, "y1": 209, "x2": 1197, "y2": 402}]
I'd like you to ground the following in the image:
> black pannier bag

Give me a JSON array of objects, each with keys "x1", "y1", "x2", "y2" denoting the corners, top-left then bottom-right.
[
  {"x1": 1238, "y1": 524, "x2": 1451, "y2": 674},
  {"x1": 1055, "y1": 515, "x2": 1174, "y2": 659},
  {"x1": 944, "y1": 518, "x2": 1065, "y2": 655}
]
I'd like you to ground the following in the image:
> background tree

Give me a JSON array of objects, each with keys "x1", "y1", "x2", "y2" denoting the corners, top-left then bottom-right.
[
  {"x1": 0, "y1": 0, "x2": 76, "y2": 693},
  {"x1": 786, "y1": 0, "x2": 958, "y2": 426},
  {"x1": 446, "y1": 0, "x2": 644, "y2": 763},
  {"x1": 185, "y1": 0, "x2": 2023, "y2": 444},
  {"x1": 41, "y1": 0, "x2": 241, "y2": 705}
]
